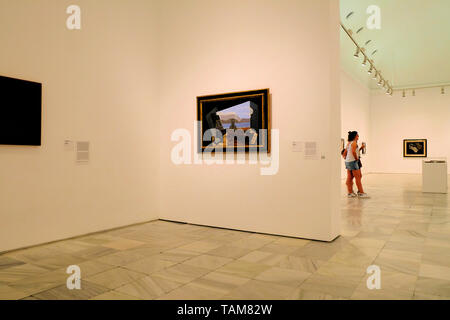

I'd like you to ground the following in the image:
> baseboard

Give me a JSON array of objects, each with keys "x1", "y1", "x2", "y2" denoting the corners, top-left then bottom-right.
[
  {"x1": 160, "y1": 219, "x2": 340, "y2": 243},
  {"x1": 0, "y1": 218, "x2": 159, "y2": 255}
]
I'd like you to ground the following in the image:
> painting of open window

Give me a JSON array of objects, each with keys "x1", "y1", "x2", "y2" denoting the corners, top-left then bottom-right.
[{"x1": 197, "y1": 89, "x2": 270, "y2": 153}]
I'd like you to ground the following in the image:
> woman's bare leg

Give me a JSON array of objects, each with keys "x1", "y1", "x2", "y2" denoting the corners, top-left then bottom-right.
[
  {"x1": 353, "y1": 170, "x2": 364, "y2": 193},
  {"x1": 346, "y1": 170, "x2": 354, "y2": 193}
]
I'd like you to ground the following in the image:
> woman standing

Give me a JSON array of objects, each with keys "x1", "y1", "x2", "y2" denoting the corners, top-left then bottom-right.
[{"x1": 342, "y1": 131, "x2": 369, "y2": 198}]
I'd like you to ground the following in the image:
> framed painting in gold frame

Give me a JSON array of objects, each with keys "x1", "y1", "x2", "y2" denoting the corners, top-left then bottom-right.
[
  {"x1": 197, "y1": 89, "x2": 270, "y2": 153},
  {"x1": 403, "y1": 139, "x2": 427, "y2": 157}
]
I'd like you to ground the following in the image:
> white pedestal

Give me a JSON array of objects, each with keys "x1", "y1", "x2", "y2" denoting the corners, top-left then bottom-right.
[{"x1": 422, "y1": 159, "x2": 448, "y2": 194}]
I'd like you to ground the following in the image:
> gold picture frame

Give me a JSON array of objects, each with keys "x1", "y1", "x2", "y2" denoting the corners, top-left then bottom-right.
[
  {"x1": 403, "y1": 139, "x2": 427, "y2": 157},
  {"x1": 197, "y1": 89, "x2": 271, "y2": 153}
]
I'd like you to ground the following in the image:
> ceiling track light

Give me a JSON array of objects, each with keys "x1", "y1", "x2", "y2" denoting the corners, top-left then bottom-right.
[
  {"x1": 372, "y1": 71, "x2": 379, "y2": 80},
  {"x1": 354, "y1": 47, "x2": 360, "y2": 59},
  {"x1": 385, "y1": 85, "x2": 392, "y2": 95},
  {"x1": 362, "y1": 56, "x2": 368, "y2": 66},
  {"x1": 341, "y1": 23, "x2": 387, "y2": 94},
  {"x1": 396, "y1": 84, "x2": 450, "y2": 96}
]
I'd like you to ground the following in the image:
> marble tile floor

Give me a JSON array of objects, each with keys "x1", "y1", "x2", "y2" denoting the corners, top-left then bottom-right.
[{"x1": 0, "y1": 174, "x2": 449, "y2": 300}]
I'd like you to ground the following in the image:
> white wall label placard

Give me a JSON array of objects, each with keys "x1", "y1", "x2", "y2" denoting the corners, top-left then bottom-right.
[
  {"x1": 304, "y1": 141, "x2": 318, "y2": 160},
  {"x1": 292, "y1": 141, "x2": 304, "y2": 153},
  {"x1": 76, "y1": 141, "x2": 90, "y2": 163}
]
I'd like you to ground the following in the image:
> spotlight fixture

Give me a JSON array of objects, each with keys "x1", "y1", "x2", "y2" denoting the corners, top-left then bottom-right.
[
  {"x1": 341, "y1": 23, "x2": 387, "y2": 95},
  {"x1": 372, "y1": 71, "x2": 379, "y2": 80},
  {"x1": 362, "y1": 56, "x2": 368, "y2": 66},
  {"x1": 385, "y1": 85, "x2": 392, "y2": 95}
]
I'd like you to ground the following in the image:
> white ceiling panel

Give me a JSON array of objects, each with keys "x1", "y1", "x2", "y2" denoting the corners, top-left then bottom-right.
[{"x1": 340, "y1": 0, "x2": 450, "y2": 89}]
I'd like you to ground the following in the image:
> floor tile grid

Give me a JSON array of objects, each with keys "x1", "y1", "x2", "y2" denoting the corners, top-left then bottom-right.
[
  {"x1": 1, "y1": 174, "x2": 449, "y2": 300},
  {"x1": 107, "y1": 233, "x2": 287, "y2": 300}
]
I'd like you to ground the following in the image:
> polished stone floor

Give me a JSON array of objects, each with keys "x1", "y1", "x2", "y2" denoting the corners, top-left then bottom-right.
[{"x1": 1, "y1": 174, "x2": 449, "y2": 300}]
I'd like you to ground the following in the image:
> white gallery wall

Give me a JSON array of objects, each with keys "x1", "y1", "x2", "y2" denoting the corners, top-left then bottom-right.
[
  {"x1": 0, "y1": 0, "x2": 342, "y2": 252},
  {"x1": 0, "y1": 0, "x2": 161, "y2": 252},
  {"x1": 370, "y1": 88, "x2": 450, "y2": 174},
  {"x1": 158, "y1": 0, "x2": 342, "y2": 241},
  {"x1": 340, "y1": 70, "x2": 371, "y2": 178},
  {"x1": 4, "y1": 0, "x2": 445, "y2": 252}
]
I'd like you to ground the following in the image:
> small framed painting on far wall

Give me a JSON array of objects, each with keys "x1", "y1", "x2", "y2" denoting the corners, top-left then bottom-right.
[
  {"x1": 361, "y1": 142, "x2": 367, "y2": 155},
  {"x1": 403, "y1": 139, "x2": 427, "y2": 158}
]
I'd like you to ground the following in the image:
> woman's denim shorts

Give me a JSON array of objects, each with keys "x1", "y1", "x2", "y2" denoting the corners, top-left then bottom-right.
[{"x1": 345, "y1": 160, "x2": 360, "y2": 171}]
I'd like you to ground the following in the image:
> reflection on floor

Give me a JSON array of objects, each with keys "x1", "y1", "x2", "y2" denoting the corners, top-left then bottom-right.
[{"x1": 0, "y1": 174, "x2": 449, "y2": 300}]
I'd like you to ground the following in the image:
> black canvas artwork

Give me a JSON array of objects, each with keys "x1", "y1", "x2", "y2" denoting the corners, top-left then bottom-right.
[
  {"x1": 404, "y1": 139, "x2": 427, "y2": 157},
  {"x1": 0, "y1": 75, "x2": 42, "y2": 146},
  {"x1": 197, "y1": 89, "x2": 270, "y2": 153}
]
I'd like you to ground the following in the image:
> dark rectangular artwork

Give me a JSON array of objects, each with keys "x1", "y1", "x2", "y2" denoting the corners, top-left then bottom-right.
[
  {"x1": 0, "y1": 75, "x2": 42, "y2": 146},
  {"x1": 403, "y1": 139, "x2": 427, "y2": 157},
  {"x1": 197, "y1": 89, "x2": 270, "y2": 153}
]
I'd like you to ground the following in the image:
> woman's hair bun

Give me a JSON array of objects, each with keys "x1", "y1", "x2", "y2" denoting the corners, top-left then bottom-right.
[{"x1": 348, "y1": 131, "x2": 358, "y2": 142}]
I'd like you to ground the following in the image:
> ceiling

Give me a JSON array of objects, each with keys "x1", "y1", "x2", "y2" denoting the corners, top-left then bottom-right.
[{"x1": 340, "y1": 0, "x2": 450, "y2": 90}]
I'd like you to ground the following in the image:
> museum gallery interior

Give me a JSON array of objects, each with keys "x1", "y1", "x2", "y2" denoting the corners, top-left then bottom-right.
[{"x1": 0, "y1": 0, "x2": 449, "y2": 301}]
